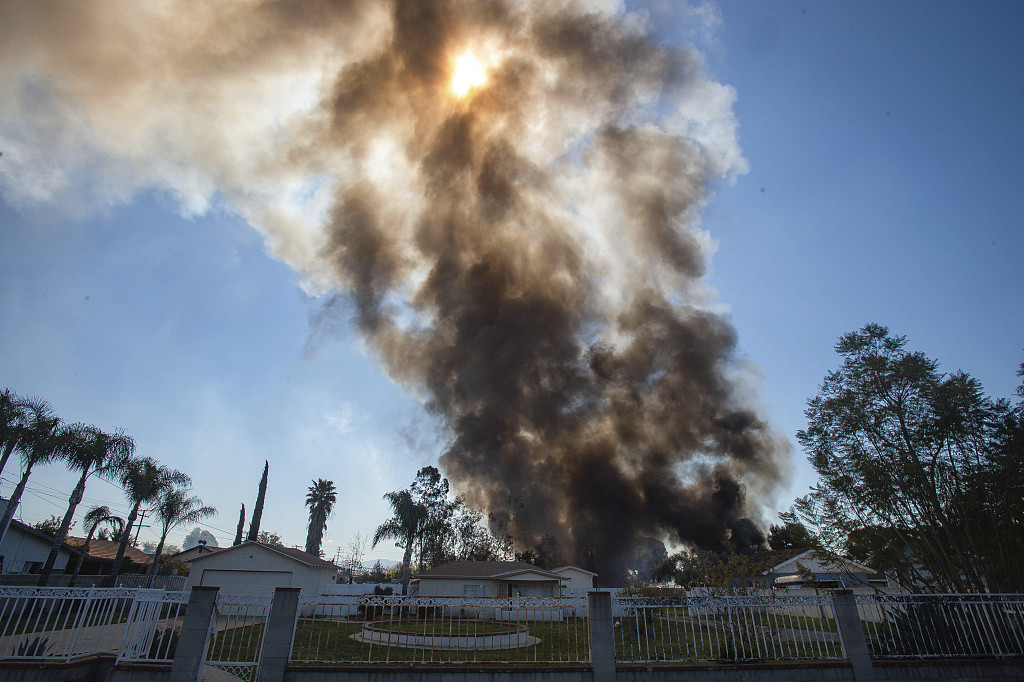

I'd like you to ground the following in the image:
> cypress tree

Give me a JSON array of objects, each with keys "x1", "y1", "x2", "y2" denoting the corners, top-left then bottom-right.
[
  {"x1": 233, "y1": 504, "x2": 245, "y2": 546},
  {"x1": 246, "y1": 461, "x2": 268, "y2": 542}
]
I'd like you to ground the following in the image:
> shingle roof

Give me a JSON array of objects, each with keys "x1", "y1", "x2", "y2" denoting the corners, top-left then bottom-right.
[
  {"x1": 418, "y1": 561, "x2": 563, "y2": 580},
  {"x1": 10, "y1": 520, "x2": 83, "y2": 557},
  {"x1": 186, "y1": 541, "x2": 339, "y2": 569},
  {"x1": 66, "y1": 537, "x2": 152, "y2": 565}
]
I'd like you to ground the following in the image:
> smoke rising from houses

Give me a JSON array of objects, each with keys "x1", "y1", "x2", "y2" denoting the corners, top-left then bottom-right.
[{"x1": 0, "y1": 0, "x2": 787, "y2": 579}]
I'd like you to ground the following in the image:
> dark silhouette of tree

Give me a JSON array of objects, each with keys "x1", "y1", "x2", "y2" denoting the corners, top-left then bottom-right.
[
  {"x1": 0, "y1": 400, "x2": 72, "y2": 544},
  {"x1": 246, "y1": 461, "x2": 269, "y2": 542},
  {"x1": 233, "y1": 504, "x2": 245, "y2": 546},
  {"x1": 39, "y1": 425, "x2": 133, "y2": 585},
  {"x1": 372, "y1": 489, "x2": 426, "y2": 595},
  {"x1": 149, "y1": 487, "x2": 215, "y2": 576},
  {"x1": 795, "y1": 324, "x2": 1024, "y2": 592},
  {"x1": 107, "y1": 456, "x2": 189, "y2": 586},
  {"x1": 69, "y1": 505, "x2": 123, "y2": 586},
  {"x1": 304, "y1": 479, "x2": 337, "y2": 557},
  {"x1": 0, "y1": 389, "x2": 30, "y2": 478}
]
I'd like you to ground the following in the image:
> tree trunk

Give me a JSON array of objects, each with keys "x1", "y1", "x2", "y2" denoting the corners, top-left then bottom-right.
[
  {"x1": 0, "y1": 463, "x2": 33, "y2": 544},
  {"x1": 39, "y1": 470, "x2": 88, "y2": 585},
  {"x1": 0, "y1": 441, "x2": 15, "y2": 479},
  {"x1": 105, "y1": 502, "x2": 140, "y2": 587},
  {"x1": 148, "y1": 532, "x2": 168, "y2": 577},
  {"x1": 69, "y1": 527, "x2": 97, "y2": 588},
  {"x1": 401, "y1": 541, "x2": 413, "y2": 595}
]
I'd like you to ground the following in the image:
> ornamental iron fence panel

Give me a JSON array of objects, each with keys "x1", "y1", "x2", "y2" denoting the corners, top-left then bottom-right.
[
  {"x1": 856, "y1": 593, "x2": 1024, "y2": 659},
  {"x1": 290, "y1": 595, "x2": 590, "y2": 665},
  {"x1": 612, "y1": 594, "x2": 845, "y2": 663}
]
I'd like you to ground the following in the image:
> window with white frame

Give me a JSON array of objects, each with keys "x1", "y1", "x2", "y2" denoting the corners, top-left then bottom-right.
[{"x1": 463, "y1": 584, "x2": 486, "y2": 597}]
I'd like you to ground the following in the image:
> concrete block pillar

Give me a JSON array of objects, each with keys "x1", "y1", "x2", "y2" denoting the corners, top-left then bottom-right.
[
  {"x1": 257, "y1": 587, "x2": 301, "y2": 682},
  {"x1": 170, "y1": 586, "x2": 219, "y2": 682},
  {"x1": 588, "y1": 590, "x2": 616, "y2": 682},
  {"x1": 831, "y1": 589, "x2": 876, "y2": 682}
]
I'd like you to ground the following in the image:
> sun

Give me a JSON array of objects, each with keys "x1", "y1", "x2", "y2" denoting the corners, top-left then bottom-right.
[{"x1": 451, "y1": 52, "x2": 487, "y2": 98}]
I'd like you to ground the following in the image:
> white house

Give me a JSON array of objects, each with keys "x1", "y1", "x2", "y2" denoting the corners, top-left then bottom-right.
[
  {"x1": 0, "y1": 517, "x2": 82, "y2": 576},
  {"x1": 552, "y1": 565, "x2": 597, "y2": 592},
  {"x1": 411, "y1": 561, "x2": 565, "y2": 598},
  {"x1": 763, "y1": 550, "x2": 893, "y2": 589},
  {"x1": 185, "y1": 542, "x2": 341, "y2": 595}
]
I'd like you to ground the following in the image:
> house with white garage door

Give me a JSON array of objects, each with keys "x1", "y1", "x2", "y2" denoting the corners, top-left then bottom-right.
[{"x1": 184, "y1": 541, "x2": 341, "y2": 595}]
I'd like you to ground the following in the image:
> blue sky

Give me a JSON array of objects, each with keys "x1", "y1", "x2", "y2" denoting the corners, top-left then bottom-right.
[{"x1": 1, "y1": 1, "x2": 1021, "y2": 562}]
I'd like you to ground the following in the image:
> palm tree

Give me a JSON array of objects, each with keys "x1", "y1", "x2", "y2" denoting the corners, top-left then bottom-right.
[
  {"x1": 304, "y1": 479, "x2": 337, "y2": 557},
  {"x1": 106, "y1": 456, "x2": 190, "y2": 586},
  {"x1": 69, "y1": 505, "x2": 124, "y2": 586},
  {"x1": 372, "y1": 490, "x2": 427, "y2": 595},
  {"x1": 0, "y1": 389, "x2": 29, "y2": 478},
  {"x1": 149, "y1": 487, "x2": 216, "y2": 576},
  {"x1": 38, "y1": 425, "x2": 134, "y2": 585},
  {"x1": 0, "y1": 400, "x2": 72, "y2": 544}
]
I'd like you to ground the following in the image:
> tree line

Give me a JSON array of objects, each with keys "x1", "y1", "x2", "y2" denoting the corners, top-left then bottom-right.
[
  {"x1": 655, "y1": 324, "x2": 1024, "y2": 593},
  {"x1": 0, "y1": 390, "x2": 215, "y2": 585}
]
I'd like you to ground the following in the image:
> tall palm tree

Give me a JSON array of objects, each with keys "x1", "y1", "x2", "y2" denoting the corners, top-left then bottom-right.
[
  {"x1": 0, "y1": 401, "x2": 72, "y2": 544},
  {"x1": 372, "y1": 490, "x2": 427, "y2": 595},
  {"x1": 304, "y1": 479, "x2": 337, "y2": 557},
  {"x1": 149, "y1": 487, "x2": 216, "y2": 576},
  {"x1": 0, "y1": 389, "x2": 29, "y2": 478},
  {"x1": 39, "y1": 425, "x2": 134, "y2": 585},
  {"x1": 69, "y1": 505, "x2": 124, "y2": 587},
  {"x1": 106, "y1": 456, "x2": 190, "y2": 586}
]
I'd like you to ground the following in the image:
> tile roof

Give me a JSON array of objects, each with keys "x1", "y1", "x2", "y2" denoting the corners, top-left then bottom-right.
[
  {"x1": 418, "y1": 561, "x2": 563, "y2": 580},
  {"x1": 66, "y1": 537, "x2": 153, "y2": 565}
]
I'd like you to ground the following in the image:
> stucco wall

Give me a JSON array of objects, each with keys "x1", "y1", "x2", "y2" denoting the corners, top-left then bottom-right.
[
  {"x1": 185, "y1": 544, "x2": 336, "y2": 594},
  {"x1": 554, "y1": 568, "x2": 595, "y2": 591},
  {"x1": 0, "y1": 526, "x2": 73, "y2": 574}
]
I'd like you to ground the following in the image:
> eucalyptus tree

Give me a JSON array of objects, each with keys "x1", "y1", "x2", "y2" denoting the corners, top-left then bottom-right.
[
  {"x1": 106, "y1": 456, "x2": 190, "y2": 585},
  {"x1": 69, "y1": 505, "x2": 124, "y2": 586},
  {"x1": 304, "y1": 479, "x2": 337, "y2": 557},
  {"x1": 372, "y1": 489, "x2": 427, "y2": 595},
  {"x1": 0, "y1": 400, "x2": 72, "y2": 544},
  {"x1": 149, "y1": 487, "x2": 216, "y2": 576},
  {"x1": 795, "y1": 323, "x2": 1023, "y2": 592},
  {"x1": 38, "y1": 425, "x2": 134, "y2": 585}
]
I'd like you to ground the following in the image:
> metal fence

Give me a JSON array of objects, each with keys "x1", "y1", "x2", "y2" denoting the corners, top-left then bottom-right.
[
  {"x1": 115, "y1": 590, "x2": 189, "y2": 663},
  {"x1": 856, "y1": 593, "x2": 1024, "y2": 659},
  {"x1": 612, "y1": 594, "x2": 845, "y2": 663},
  {"x1": 290, "y1": 595, "x2": 591, "y2": 665},
  {"x1": 202, "y1": 592, "x2": 273, "y2": 681},
  {"x1": 0, "y1": 587, "x2": 182, "y2": 662},
  {"x1": 115, "y1": 574, "x2": 187, "y2": 591}
]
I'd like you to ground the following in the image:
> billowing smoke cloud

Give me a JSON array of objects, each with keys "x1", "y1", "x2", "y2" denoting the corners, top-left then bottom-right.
[{"x1": 1, "y1": 0, "x2": 787, "y2": 581}]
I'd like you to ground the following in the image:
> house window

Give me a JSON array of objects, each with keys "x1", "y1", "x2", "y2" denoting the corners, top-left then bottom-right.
[{"x1": 463, "y1": 584, "x2": 485, "y2": 597}]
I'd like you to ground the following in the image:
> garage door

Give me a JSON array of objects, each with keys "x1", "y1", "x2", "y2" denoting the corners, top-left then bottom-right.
[{"x1": 200, "y1": 569, "x2": 292, "y2": 594}]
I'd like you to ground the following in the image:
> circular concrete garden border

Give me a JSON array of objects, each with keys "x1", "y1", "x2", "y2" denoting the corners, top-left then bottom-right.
[{"x1": 354, "y1": 620, "x2": 537, "y2": 649}]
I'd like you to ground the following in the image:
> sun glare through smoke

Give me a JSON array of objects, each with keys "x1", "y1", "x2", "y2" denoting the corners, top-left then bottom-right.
[{"x1": 451, "y1": 52, "x2": 487, "y2": 97}]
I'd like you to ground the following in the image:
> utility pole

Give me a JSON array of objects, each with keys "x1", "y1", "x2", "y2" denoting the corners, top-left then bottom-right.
[{"x1": 132, "y1": 508, "x2": 150, "y2": 547}]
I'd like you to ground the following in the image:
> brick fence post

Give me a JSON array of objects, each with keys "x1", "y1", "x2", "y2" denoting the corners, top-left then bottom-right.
[
  {"x1": 588, "y1": 590, "x2": 616, "y2": 682},
  {"x1": 257, "y1": 587, "x2": 301, "y2": 682},
  {"x1": 831, "y1": 589, "x2": 876, "y2": 682},
  {"x1": 170, "y1": 586, "x2": 218, "y2": 682}
]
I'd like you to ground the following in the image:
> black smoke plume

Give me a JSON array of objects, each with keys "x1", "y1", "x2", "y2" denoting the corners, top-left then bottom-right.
[{"x1": 0, "y1": 0, "x2": 787, "y2": 583}]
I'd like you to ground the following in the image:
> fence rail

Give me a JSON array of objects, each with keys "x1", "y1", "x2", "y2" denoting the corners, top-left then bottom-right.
[
  {"x1": 1, "y1": 587, "x2": 1023, "y2": 670},
  {"x1": 291, "y1": 595, "x2": 590, "y2": 665},
  {"x1": 0, "y1": 587, "x2": 180, "y2": 662},
  {"x1": 613, "y1": 594, "x2": 845, "y2": 663},
  {"x1": 856, "y1": 593, "x2": 1024, "y2": 659}
]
